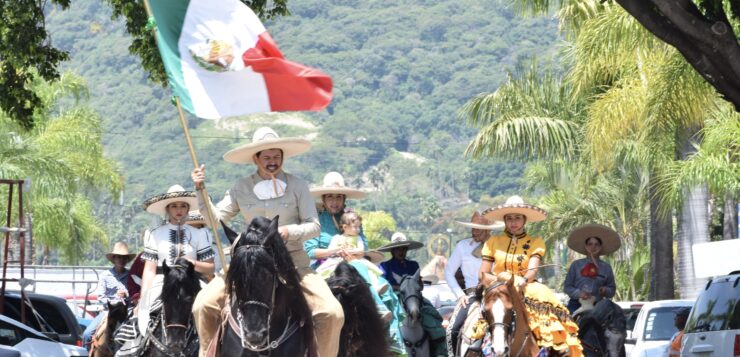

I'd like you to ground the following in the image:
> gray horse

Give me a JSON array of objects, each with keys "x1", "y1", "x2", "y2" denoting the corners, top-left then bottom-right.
[{"x1": 396, "y1": 269, "x2": 431, "y2": 357}]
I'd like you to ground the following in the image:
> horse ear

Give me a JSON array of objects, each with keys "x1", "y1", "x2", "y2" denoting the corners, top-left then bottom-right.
[
  {"x1": 412, "y1": 268, "x2": 421, "y2": 281},
  {"x1": 107, "y1": 301, "x2": 113, "y2": 310},
  {"x1": 187, "y1": 259, "x2": 195, "y2": 276},
  {"x1": 269, "y1": 215, "x2": 280, "y2": 234},
  {"x1": 220, "y1": 220, "x2": 239, "y2": 244},
  {"x1": 162, "y1": 260, "x2": 170, "y2": 276},
  {"x1": 392, "y1": 272, "x2": 403, "y2": 284}
]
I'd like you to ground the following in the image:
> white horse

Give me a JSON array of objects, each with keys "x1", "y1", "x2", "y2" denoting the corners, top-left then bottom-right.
[{"x1": 396, "y1": 270, "x2": 431, "y2": 357}]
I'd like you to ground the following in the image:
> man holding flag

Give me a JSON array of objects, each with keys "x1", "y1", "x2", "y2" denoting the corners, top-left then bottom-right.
[{"x1": 146, "y1": 0, "x2": 338, "y2": 354}]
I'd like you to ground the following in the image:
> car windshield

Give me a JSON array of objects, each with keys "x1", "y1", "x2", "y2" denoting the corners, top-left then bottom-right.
[
  {"x1": 642, "y1": 306, "x2": 683, "y2": 341},
  {"x1": 684, "y1": 276, "x2": 740, "y2": 333}
]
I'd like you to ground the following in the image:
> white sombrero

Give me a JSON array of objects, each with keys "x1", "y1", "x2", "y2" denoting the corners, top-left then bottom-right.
[
  {"x1": 567, "y1": 224, "x2": 621, "y2": 256},
  {"x1": 143, "y1": 184, "x2": 199, "y2": 215},
  {"x1": 377, "y1": 232, "x2": 424, "y2": 252},
  {"x1": 482, "y1": 195, "x2": 547, "y2": 223},
  {"x1": 455, "y1": 211, "x2": 505, "y2": 230},
  {"x1": 310, "y1": 172, "x2": 365, "y2": 199},
  {"x1": 105, "y1": 242, "x2": 137, "y2": 264},
  {"x1": 223, "y1": 127, "x2": 311, "y2": 164}
]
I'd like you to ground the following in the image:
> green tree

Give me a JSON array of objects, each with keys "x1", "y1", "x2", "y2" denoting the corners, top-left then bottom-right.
[
  {"x1": 0, "y1": 72, "x2": 122, "y2": 263},
  {"x1": 360, "y1": 210, "x2": 397, "y2": 249}
]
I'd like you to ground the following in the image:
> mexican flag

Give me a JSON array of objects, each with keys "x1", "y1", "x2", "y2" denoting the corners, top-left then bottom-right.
[{"x1": 148, "y1": 0, "x2": 333, "y2": 119}]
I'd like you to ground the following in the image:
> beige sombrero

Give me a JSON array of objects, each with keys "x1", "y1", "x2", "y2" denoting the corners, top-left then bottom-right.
[
  {"x1": 223, "y1": 127, "x2": 311, "y2": 164},
  {"x1": 310, "y1": 172, "x2": 365, "y2": 199},
  {"x1": 106, "y1": 242, "x2": 137, "y2": 264},
  {"x1": 482, "y1": 195, "x2": 547, "y2": 223},
  {"x1": 567, "y1": 224, "x2": 621, "y2": 256},
  {"x1": 377, "y1": 232, "x2": 424, "y2": 252},
  {"x1": 143, "y1": 184, "x2": 199, "y2": 215},
  {"x1": 455, "y1": 211, "x2": 505, "y2": 230}
]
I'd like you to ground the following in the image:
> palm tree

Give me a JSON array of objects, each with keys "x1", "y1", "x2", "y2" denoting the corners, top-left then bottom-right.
[{"x1": 0, "y1": 72, "x2": 122, "y2": 264}]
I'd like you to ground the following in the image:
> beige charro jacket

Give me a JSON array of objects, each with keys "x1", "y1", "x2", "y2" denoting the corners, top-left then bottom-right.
[{"x1": 197, "y1": 171, "x2": 320, "y2": 276}]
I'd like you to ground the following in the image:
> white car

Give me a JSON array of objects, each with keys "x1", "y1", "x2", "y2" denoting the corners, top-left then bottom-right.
[
  {"x1": 0, "y1": 315, "x2": 87, "y2": 357},
  {"x1": 625, "y1": 299, "x2": 694, "y2": 357},
  {"x1": 681, "y1": 271, "x2": 740, "y2": 356}
]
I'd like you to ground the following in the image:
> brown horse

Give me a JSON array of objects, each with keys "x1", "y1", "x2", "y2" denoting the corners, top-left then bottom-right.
[
  {"x1": 89, "y1": 301, "x2": 128, "y2": 357},
  {"x1": 481, "y1": 277, "x2": 539, "y2": 357}
]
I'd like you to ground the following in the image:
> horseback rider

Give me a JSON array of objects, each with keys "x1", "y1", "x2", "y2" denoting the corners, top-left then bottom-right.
[
  {"x1": 82, "y1": 242, "x2": 135, "y2": 350},
  {"x1": 478, "y1": 195, "x2": 583, "y2": 356},
  {"x1": 304, "y1": 171, "x2": 369, "y2": 268},
  {"x1": 379, "y1": 234, "x2": 448, "y2": 356},
  {"x1": 138, "y1": 185, "x2": 216, "y2": 334},
  {"x1": 563, "y1": 224, "x2": 620, "y2": 315},
  {"x1": 190, "y1": 126, "x2": 344, "y2": 357},
  {"x1": 444, "y1": 211, "x2": 503, "y2": 356},
  {"x1": 379, "y1": 232, "x2": 423, "y2": 290}
]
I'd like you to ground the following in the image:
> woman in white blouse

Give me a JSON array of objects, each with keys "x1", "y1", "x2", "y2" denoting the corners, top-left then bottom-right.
[{"x1": 137, "y1": 184, "x2": 215, "y2": 333}]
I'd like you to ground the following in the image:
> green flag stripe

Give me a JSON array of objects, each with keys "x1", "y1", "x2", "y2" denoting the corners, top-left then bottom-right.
[{"x1": 149, "y1": 0, "x2": 194, "y2": 113}]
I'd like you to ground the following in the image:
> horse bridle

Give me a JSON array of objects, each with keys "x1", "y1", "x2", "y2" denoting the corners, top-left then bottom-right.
[
  {"x1": 147, "y1": 308, "x2": 195, "y2": 357},
  {"x1": 399, "y1": 277, "x2": 428, "y2": 357},
  {"x1": 230, "y1": 243, "x2": 301, "y2": 352},
  {"x1": 482, "y1": 281, "x2": 534, "y2": 357}
]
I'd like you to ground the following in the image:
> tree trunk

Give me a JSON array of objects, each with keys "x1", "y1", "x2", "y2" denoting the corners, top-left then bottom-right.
[
  {"x1": 676, "y1": 126, "x2": 710, "y2": 299},
  {"x1": 649, "y1": 173, "x2": 674, "y2": 300},
  {"x1": 724, "y1": 192, "x2": 738, "y2": 240}
]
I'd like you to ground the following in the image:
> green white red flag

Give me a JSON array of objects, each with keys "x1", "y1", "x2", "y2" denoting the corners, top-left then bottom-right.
[{"x1": 149, "y1": 0, "x2": 333, "y2": 119}]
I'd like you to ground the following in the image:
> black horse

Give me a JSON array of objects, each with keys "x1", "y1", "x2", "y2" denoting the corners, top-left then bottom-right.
[
  {"x1": 576, "y1": 299, "x2": 627, "y2": 357},
  {"x1": 143, "y1": 258, "x2": 201, "y2": 357},
  {"x1": 218, "y1": 216, "x2": 314, "y2": 356},
  {"x1": 326, "y1": 261, "x2": 388, "y2": 357}
]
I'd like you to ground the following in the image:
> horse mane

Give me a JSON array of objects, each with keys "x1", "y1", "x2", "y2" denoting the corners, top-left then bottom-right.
[
  {"x1": 161, "y1": 258, "x2": 200, "y2": 305},
  {"x1": 226, "y1": 216, "x2": 314, "y2": 352},
  {"x1": 327, "y1": 262, "x2": 388, "y2": 356}
]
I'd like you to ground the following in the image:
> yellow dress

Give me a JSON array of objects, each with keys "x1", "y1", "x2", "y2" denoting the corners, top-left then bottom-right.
[{"x1": 482, "y1": 232, "x2": 582, "y2": 356}]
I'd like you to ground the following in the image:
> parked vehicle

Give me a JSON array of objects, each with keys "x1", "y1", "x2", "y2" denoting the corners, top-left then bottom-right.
[
  {"x1": 625, "y1": 299, "x2": 694, "y2": 357},
  {"x1": 616, "y1": 301, "x2": 645, "y2": 339},
  {"x1": 1, "y1": 291, "x2": 84, "y2": 347},
  {"x1": 0, "y1": 315, "x2": 87, "y2": 356},
  {"x1": 681, "y1": 271, "x2": 740, "y2": 356}
]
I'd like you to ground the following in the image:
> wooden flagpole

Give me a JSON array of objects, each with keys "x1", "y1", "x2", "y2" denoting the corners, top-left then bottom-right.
[{"x1": 143, "y1": 0, "x2": 228, "y2": 273}]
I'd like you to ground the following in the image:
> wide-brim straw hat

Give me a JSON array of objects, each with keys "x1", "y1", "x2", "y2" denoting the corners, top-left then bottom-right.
[
  {"x1": 223, "y1": 127, "x2": 311, "y2": 164},
  {"x1": 567, "y1": 224, "x2": 621, "y2": 256},
  {"x1": 106, "y1": 242, "x2": 136, "y2": 264},
  {"x1": 143, "y1": 184, "x2": 199, "y2": 215},
  {"x1": 455, "y1": 211, "x2": 505, "y2": 230},
  {"x1": 310, "y1": 172, "x2": 365, "y2": 199},
  {"x1": 185, "y1": 210, "x2": 206, "y2": 226},
  {"x1": 483, "y1": 195, "x2": 547, "y2": 223},
  {"x1": 377, "y1": 232, "x2": 424, "y2": 252}
]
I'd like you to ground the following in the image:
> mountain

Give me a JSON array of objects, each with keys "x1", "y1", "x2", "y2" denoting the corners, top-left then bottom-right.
[{"x1": 45, "y1": 0, "x2": 558, "y2": 254}]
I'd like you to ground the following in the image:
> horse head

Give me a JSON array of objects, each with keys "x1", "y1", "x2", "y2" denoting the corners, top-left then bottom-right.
[
  {"x1": 222, "y1": 215, "x2": 313, "y2": 354},
  {"x1": 482, "y1": 277, "x2": 515, "y2": 356},
  {"x1": 158, "y1": 258, "x2": 201, "y2": 353},
  {"x1": 106, "y1": 300, "x2": 127, "y2": 331},
  {"x1": 396, "y1": 269, "x2": 423, "y2": 325}
]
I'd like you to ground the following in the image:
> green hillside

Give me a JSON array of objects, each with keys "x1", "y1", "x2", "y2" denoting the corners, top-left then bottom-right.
[{"x1": 45, "y1": 0, "x2": 559, "y2": 259}]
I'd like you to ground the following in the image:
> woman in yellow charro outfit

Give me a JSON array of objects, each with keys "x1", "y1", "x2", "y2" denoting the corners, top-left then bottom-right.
[{"x1": 478, "y1": 196, "x2": 582, "y2": 356}]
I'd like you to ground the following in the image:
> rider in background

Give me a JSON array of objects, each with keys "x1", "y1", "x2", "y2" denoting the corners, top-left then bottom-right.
[
  {"x1": 563, "y1": 224, "x2": 620, "y2": 315},
  {"x1": 82, "y1": 242, "x2": 134, "y2": 350},
  {"x1": 379, "y1": 232, "x2": 422, "y2": 290},
  {"x1": 444, "y1": 211, "x2": 502, "y2": 356},
  {"x1": 478, "y1": 195, "x2": 582, "y2": 356}
]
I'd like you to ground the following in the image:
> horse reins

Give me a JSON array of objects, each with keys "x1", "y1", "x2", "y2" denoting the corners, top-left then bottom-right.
[
  {"x1": 482, "y1": 280, "x2": 534, "y2": 357},
  {"x1": 147, "y1": 308, "x2": 195, "y2": 357}
]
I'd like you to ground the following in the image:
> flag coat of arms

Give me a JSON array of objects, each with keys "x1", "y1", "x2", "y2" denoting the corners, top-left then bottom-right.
[{"x1": 149, "y1": 0, "x2": 333, "y2": 119}]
